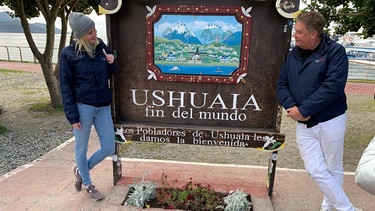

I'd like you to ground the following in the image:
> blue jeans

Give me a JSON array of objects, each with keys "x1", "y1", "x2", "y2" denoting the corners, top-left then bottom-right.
[{"x1": 74, "y1": 103, "x2": 115, "y2": 187}]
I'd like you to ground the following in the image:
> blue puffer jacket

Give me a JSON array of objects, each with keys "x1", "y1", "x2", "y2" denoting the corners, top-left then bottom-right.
[
  {"x1": 276, "y1": 34, "x2": 348, "y2": 128},
  {"x1": 59, "y1": 38, "x2": 116, "y2": 124}
]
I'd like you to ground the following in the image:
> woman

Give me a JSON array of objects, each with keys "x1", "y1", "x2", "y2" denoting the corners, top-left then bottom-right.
[{"x1": 60, "y1": 12, "x2": 116, "y2": 201}]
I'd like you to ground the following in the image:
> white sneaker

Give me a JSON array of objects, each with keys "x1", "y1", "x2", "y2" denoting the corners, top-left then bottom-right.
[{"x1": 321, "y1": 207, "x2": 361, "y2": 211}]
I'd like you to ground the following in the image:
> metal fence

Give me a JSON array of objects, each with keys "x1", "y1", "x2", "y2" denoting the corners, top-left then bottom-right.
[
  {"x1": 0, "y1": 45, "x2": 59, "y2": 63},
  {"x1": 348, "y1": 60, "x2": 375, "y2": 81}
]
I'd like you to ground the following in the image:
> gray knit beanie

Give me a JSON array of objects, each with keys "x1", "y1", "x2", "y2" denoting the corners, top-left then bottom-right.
[{"x1": 68, "y1": 12, "x2": 95, "y2": 39}]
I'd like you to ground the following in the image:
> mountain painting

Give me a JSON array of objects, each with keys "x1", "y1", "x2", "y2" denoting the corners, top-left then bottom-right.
[
  {"x1": 153, "y1": 14, "x2": 242, "y2": 76},
  {"x1": 146, "y1": 5, "x2": 252, "y2": 83}
]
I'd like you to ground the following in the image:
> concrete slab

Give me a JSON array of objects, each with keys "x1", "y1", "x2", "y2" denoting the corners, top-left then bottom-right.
[{"x1": 0, "y1": 130, "x2": 374, "y2": 211}]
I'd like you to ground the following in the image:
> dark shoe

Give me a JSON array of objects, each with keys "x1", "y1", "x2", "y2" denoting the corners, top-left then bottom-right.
[
  {"x1": 86, "y1": 185, "x2": 103, "y2": 201},
  {"x1": 72, "y1": 165, "x2": 82, "y2": 191}
]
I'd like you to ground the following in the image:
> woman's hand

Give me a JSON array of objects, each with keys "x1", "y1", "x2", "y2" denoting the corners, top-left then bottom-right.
[
  {"x1": 72, "y1": 122, "x2": 82, "y2": 130},
  {"x1": 102, "y1": 49, "x2": 115, "y2": 64}
]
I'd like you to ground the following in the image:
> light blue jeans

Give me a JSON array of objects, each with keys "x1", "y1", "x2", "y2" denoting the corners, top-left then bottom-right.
[
  {"x1": 74, "y1": 103, "x2": 115, "y2": 187},
  {"x1": 296, "y1": 113, "x2": 354, "y2": 211}
]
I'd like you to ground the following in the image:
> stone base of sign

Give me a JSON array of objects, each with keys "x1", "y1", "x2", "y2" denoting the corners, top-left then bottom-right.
[{"x1": 110, "y1": 158, "x2": 274, "y2": 210}]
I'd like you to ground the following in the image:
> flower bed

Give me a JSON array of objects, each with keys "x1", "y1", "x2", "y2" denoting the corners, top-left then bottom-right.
[{"x1": 123, "y1": 173, "x2": 253, "y2": 211}]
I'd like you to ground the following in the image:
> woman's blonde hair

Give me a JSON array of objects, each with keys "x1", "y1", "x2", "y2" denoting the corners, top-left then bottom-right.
[{"x1": 74, "y1": 34, "x2": 98, "y2": 58}]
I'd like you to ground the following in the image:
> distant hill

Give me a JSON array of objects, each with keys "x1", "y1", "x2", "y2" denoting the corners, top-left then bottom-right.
[
  {"x1": 221, "y1": 31, "x2": 242, "y2": 46},
  {"x1": 0, "y1": 12, "x2": 61, "y2": 34}
]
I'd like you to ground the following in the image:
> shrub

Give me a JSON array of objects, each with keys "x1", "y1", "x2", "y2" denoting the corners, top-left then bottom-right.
[{"x1": 124, "y1": 173, "x2": 253, "y2": 211}]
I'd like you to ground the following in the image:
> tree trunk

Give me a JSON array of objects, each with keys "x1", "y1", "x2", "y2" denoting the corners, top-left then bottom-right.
[
  {"x1": 40, "y1": 56, "x2": 62, "y2": 108},
  {"x1": 14, "y1": 0, "x2": 65, "y2": 108},
  {"x1": 11, "y1": 0, "x2": 97, "y2": 108}
]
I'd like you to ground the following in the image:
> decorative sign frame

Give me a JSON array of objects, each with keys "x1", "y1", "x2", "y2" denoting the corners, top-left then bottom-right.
[{"x1": 146, "y1": 5, "x2": 252, "y2": 84}]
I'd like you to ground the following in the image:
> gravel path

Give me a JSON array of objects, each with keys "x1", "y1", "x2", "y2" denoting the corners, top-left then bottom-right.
[
  {"x1": 0, "y1": 69, "x2": 72, "y2": 175},
  {"x1": 0, "y1": 61, "x2": 374, "y2": 176}
]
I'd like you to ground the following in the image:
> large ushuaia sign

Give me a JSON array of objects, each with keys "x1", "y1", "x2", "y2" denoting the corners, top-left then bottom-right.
[{"x1": 99, "y1": 0, "x2": 298, "y2": 196}]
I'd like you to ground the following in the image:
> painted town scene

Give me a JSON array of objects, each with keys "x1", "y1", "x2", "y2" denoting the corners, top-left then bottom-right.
[{"x1": 153, "y1": 14, "x2": 243, "y2": 76}]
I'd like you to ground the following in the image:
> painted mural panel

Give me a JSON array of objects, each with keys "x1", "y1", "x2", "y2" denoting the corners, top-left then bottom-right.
[{"x1": 146, "y1": 5, "x2": 252, "y2": 83}]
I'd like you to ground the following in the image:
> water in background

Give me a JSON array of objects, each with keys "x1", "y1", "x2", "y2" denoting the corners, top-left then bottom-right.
[
  {"x1": 0, "y1": 32, "x2": 107, "y2": 63},
  {"x1": 0, "y1": 33, "x2": 70, "y2": 63},
  {"x1": 0, "y1": 32, "x2": 374, "y2": 81}
]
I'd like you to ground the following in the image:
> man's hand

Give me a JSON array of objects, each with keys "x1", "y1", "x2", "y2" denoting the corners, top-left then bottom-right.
[{"x1": 286, "y1": 106, "x2": 310, "y2": 121}]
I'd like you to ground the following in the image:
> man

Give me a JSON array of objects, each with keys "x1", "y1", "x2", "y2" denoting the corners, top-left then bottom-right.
[{"x1": 276, "y1": 11, "x2": 361, "y2": 211}]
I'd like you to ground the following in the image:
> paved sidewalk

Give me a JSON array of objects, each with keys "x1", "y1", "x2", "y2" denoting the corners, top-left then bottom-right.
[
  {"x1": 0, "y1": 61, "x2": 43, "y2": 73},
  {"x1": 0, "y1": 128, "x2": 374, "y2": 211},
  {"x1": 0, "y1": 61, "x2": 374, "y2": 210}
]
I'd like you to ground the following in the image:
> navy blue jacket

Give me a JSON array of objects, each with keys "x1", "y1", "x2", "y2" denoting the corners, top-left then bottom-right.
[
  {"x1": 276, "y1": 34, "x2": 348, "y2": 128},
  {"x1": 60, "y1": 38, "x2": 115, "y2": 124}
]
